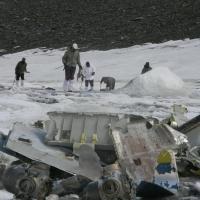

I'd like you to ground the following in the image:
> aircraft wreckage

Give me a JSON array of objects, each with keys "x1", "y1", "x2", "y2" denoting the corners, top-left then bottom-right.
[{"x1": 0, "y1": 111, "x2": 199, "y2": 200}]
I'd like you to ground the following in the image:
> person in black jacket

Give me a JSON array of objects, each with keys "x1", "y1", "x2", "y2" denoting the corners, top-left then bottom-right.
[
  {"x1": 141, "y1": 62, "x2": 152, "y2": 74},
  {"x1": 15, "y1": 58, "x2": 29, "y2": 86}
]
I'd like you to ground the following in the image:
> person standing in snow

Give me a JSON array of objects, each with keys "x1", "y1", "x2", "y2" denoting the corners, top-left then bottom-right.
[
  {"x1": 62, "y1": 43, "x2": 82, "y2": 92},
  {"x1": 141, "y1": 62, "x2": 152, "y2": 74},
  {"x1": 82, "y1": 61, "x2": 95, "y2": 91},
  {"x1": 15, "y1": 57, "x2": 29, "y2": 87}
]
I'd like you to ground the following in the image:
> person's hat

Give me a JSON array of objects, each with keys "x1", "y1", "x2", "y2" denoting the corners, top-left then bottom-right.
[
  {"x1": 22, "y1": 57, "x2": 26, "y2": 61},
  {"x1": 86, "y1": 61, "x2": 90, "y2": 67},
  {"x1": 72, "y1": 43, "x2": 79, "y2": 50}
]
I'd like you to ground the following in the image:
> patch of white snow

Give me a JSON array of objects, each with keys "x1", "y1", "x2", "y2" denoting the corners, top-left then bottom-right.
[{"x1": 118, "y1": 67, "x2": 186, "y2": 97}]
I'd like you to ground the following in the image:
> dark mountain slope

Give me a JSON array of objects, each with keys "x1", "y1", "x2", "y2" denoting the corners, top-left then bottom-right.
[{"x1": 0, "y1": 0, "x2": 200, "y2": 54}]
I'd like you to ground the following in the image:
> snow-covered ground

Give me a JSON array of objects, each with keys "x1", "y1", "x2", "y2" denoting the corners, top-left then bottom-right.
[
  {"x1": 0, "y1": 39, "x2": 200, "y2": 137},
  {"x1": 0, "y1": 39, "x2": 200, "y2": 199}
]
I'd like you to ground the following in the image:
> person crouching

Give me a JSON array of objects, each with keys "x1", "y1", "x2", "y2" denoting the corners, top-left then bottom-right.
[{"x1": 82, "y1": 61, "x2": 95, "y2": 91}]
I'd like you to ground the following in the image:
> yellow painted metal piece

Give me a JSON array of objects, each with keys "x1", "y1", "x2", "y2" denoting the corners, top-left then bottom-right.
[
  {"x1": 80, "y1": 132, "x2": 86, "y2": 143},
  {"x1": 92, "y1": 133, "x2": 98, "y2": 144},
  {"x1": 157, "y1": 150, "x2": 172, "y2": 164}
]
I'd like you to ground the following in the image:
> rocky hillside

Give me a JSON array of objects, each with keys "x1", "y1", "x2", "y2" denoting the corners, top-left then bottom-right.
[{"x1": 0, "y1": 0, "x2": 200, "y2": 54}]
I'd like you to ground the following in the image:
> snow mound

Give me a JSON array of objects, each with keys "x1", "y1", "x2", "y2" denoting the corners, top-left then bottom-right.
[{"x1": 118, "y1": 67, "x2": 186, "y2": 97}]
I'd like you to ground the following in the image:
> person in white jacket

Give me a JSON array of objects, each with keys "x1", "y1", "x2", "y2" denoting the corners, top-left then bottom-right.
[{"x1": 82, "y1": 61, "x2": 95, "y2": 91}]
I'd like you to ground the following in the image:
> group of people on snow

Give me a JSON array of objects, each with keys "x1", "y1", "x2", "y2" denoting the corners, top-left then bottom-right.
[
  {"x1": 62, "y1": 43, "x2": 96, "y2": 92},
  {"x1": 15, "y1": 42, "x2": 152, "y2": 91}
]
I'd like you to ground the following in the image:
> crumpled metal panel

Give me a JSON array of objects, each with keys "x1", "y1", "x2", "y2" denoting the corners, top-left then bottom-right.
[
  {"x1": 6, "y1": 123, "x2": 81, "y2": 176},
  {"x1": 111, "y1": 120, "x2": 180, "y2": 195}
]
